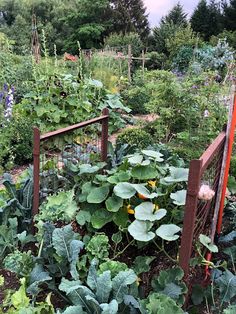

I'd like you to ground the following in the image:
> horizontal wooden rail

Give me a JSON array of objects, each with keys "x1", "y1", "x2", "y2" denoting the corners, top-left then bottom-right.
[
  {"x1": 40, "y1": 114, "x2": 109, "y2": 141},
  {"x1": 200, "y1": 131, "x2": 226, "y2": 173}
]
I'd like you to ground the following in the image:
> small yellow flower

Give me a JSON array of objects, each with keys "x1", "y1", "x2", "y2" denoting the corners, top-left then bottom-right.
[
  {"x1": 148, "y1": 180, "x2": 157, "y2": 188},
  {"x1": 127, "y1": 205, "x2": 135, "y2": 215},
  {"x1": 136, "y1": 277, "x2": 142, "y2": 286},
  {"x1": 154, "y1": 204, "x2": 159, "y2": 211}
]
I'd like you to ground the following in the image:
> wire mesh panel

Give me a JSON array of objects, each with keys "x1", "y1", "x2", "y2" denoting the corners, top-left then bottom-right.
[
  {"x1": 32, "y1": 109, "x2": 109, "y2": 217},
  {"x1": 179, "y1": 131, "x2": 226, "y2": 277}
]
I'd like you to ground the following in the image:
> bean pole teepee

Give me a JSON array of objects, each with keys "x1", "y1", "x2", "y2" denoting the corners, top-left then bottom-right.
[{"x1": 31, "y1": 14, "x2": 40, "y2": 63}]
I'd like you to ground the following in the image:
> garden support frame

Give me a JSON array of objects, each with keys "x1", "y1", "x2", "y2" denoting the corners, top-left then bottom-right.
[
  {"x1": 179, "y1": 91, "x2": 236, "y2": 280},
  {"x1": 32, "y1": 109, "x2": 109, "y2": 218}
]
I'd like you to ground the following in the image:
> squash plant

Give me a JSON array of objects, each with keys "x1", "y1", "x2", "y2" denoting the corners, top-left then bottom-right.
[{"x1": 71, "y1": 149, "x2": 188, "y2": 236}]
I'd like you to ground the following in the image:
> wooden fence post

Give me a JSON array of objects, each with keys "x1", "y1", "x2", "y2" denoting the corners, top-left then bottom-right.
[
  {"x1": 101, "y1": 108, "x2": 109, "y2": 162},
  {"x1": 33, "y1": 127, "x2": 40, "y2": 218},
  {"x1": 179, "y1": 159, "x2": 203, "y2": 276},
  {"x1": 128, "y1": 44, "x2": 132, "y2": 82}
]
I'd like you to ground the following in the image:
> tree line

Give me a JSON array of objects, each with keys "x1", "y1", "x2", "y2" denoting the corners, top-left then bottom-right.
[{"x1": 0, "y1": 0, "x2": 235, "y2": 55}]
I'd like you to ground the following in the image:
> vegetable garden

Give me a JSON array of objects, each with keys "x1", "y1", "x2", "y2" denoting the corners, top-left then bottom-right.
[{"x1": 0, "y1": 3, "x2": 236, "y2": 313}]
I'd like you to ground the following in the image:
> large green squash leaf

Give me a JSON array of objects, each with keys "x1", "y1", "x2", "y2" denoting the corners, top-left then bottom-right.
[
  {"x1": 131, "y1": 165, "x2": 158, "y2": 180},
  {"x1": 87, "y1": 186, "x2": 110, "y2": 204},
  {"x1": 135, "y1": 202, "x2": 166, "y2": 222},
  {"x1": 105, "y1": 195, "x2": 123, "y2": 212},
  {"x1": 128, "y1": 220, "x2": 155, "y2": 242},
  {"x1": 156, "y1": 224, "x2": 181, "y2": 241},
  {"x1": 91, "y1": 209, "x2": 113, "y2": 229}
]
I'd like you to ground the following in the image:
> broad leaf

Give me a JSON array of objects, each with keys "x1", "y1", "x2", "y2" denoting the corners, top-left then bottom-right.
[
  {"x1": 27, "y1": 264, "x2": 52, "y2": 296},
  {"x1": 156, "y1": 224, "x2": 181, "y2": 241},
  {"x1": 214, "y1": 270, "x2": 236, "y2": 302},
  {"x1": 128, "y1": 220, "x2": 155, "y2": 242},
  {"x1": 163, "y1": 167, "x2": 189, "y2": 183},
  {"x1": 113, "y1": 183, "x2": 136, "y2": 199},
  {"x1": 105, "y1": 195, "x2": 123, "y2": 212},
  {"x1": 135, "y1": 202, "x2": 166, "y2": 222},
  {"x1": 131, "y1": 165, "x2": 158, "y2": 180},
  {"x1": 112, "y1": 270, "x2": 137, "y2": 303},
  {"x1": 199, "y1": 234, "x2": 218, "y2": 253},
  {"x1": 170, "y1": 190, "x2": 186, "y2": 206},
  {"x1": 100, "y1": 300, "x2": 118, "y2": 314},
  {"x1": 142, "y1": 150, "x2": 164, "y2": 162},
  {"x1": 133, "y1": 256, "x2": 155, "y2": 275},
  {"x1": 91, "y1": 209, "x2": 113, "y2": 229},
  {"x1": 128, "y1": 154, "x2": 143, "y2": 165},
  {"x1": 87, "y1": 186, "x2": 110, "y2": 204},
  {"x1": 76, "y1": 210, "x2": 91, "y2": 226}
]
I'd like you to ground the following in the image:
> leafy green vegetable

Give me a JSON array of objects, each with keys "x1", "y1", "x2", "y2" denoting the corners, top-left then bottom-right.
[
  {"x1": 134, "y1": 202, "x2": 167, "y2": 221},
  {"x1": 37, "y1": 189, "x2": 78, "y2": 222},
  {"x1": 156, "y1": 224, "x2": 181, "y2": 241},
  {"x1": 128, "y1": 220, "x2": 155, "y2": 242},
  {"x1": 151, "y1": 267, "x2": 187, "y2": 305},
  {"x1": 199, "y1": 234, "x2": 218, "y2": 253}
]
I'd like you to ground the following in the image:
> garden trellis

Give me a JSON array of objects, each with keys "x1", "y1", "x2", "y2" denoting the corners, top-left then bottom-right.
[
  {"x1": 82, "y1": 45, "x2": 150, "y2": 82},
  {"x1": 179, "y1": 89, "x2": 236, "y2": 282},
  {"x1": 32, "y1": 109, "x2": 109, "y2": 218}
]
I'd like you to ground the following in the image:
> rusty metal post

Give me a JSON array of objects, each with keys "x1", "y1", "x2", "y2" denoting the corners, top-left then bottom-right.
[
  {"x1": 33, "y1": 127, "x2": 40, "y2": 218},
  {"x1": 101, "y1": 108, "x2": 109, "y2": 162},
  {"x1": 179, "y1": 159, "x2": 203, "y2": 276}
]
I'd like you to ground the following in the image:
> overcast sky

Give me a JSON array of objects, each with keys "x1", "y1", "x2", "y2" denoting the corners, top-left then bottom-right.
[{"x1": 144, "y1": 0, "x2": 200, "y2": 27}]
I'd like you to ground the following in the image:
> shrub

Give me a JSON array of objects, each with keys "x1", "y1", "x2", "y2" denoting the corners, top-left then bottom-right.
[
  {"x1": 145, "y1": 51, "x2": 167, "y2": 70},
  {"x1": 0, "y1": 115, "x2": 34, "y2": 168},
  {"x1": 104, "y1": 32, "x2": 143, "y2": 56},
  {"x1": 116, "y1": 128, "x2": 153, "y2": 149},
  {"x1": 172, "y1": 46, "x2": 194, "y2": 72},
  {"x1": 121, "y1": 86, "x2": 149, "y2": 114}
]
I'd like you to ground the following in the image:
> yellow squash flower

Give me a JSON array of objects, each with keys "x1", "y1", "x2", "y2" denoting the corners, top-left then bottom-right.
[
  {"x1": 127, "y1": 204, "x2": 135, "y2": 215},
  {"x1": 148, "y1": 180, "x2": 157, "y2": 188}
]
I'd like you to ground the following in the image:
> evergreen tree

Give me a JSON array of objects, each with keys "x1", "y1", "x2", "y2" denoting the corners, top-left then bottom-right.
[
  {"x1": 161, "y1": 2, "x2": 187, "y2": 26},
  {"x1": 190, "y1": 0, "x2": 211, "y2": 40},
  {"x1": 191, "y1": 0, "x2": 224, "y2": 40},
  {"x1": 109, "y1": 0, "x2": 150, "y2": 40},
  {"x1": 224, "y1": 0, "x2": 236, "y2": 31}
]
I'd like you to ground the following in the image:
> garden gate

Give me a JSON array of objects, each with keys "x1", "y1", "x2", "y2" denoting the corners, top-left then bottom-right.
[
  {"x1": 179, "y1": 90, "x2": 236, "y2": 281},
  {"x1": 32, "y1": 108, "x2": 109, "y2": 218}
]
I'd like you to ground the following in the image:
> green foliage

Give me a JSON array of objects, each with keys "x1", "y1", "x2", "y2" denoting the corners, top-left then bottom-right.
[
  {"x1": 0, "y1": 278, "x2": 54, "y2": 314},
  {"x1": 3, "y1": 250, "x2": 34, "y2": 277},
  {"x1": 59, "y1": 259, "x2": 138, "y2": 313},
  {"x1": 190, "y1": 0, "x2": 223, "y2": 41},
  {"x1": 140, "y1": 292, "x2": 184, "y2": 314},
  {"x1": 110, "y1": 0, "x2": 150, "y2": 40},
  {"x1": 151, "y1": 267, "x2": 188, "y2": 305},
  {"x1": 0, "y1": 115, "x2": 34, "y2": 168},
  {"x1": 86, "y1": 234, "x2": 110, "y2": 262},
  {"x1": 0, "y1": 171, "x2": 33, "y2": 228},
  {"x1": 121, "y1": 86, "x2": 149, "y2": 114},
  {"x1": 99, "y1": 261, "x2": 128, "y2": 278},
  {"x1": 104, "y1": 32, "x2": 143, "y2": 56},
  {"x1": 116, "y1": 128, "x2": 153, "y2": 149},
  {"x1": 37, "y1": 189, "x2": 78, "y2": 223}
]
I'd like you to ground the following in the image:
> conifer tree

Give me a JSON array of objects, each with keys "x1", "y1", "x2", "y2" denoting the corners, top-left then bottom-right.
[
  {"x1": 110, "y1": 0, "x2": 150, "y2": 40},
  {"x1": 161, "y1": 2, "x2": 187, "y2": 26},
  {"x1": 224, "y1": 0, "x2": 236, "y2": 31},
  {"x1": 190, "y1": 0, "x2": 211, "y2": 40}
]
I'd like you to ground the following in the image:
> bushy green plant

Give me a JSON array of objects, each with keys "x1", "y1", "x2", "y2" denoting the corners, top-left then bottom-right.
[
  {"x1": 3, "y1": 250, "x2": 34, "y2": 277},
  {"x1": 121, "y1": 86, "x2": 149, "y2": 114},
  {"x1": 104, "y1": 32, "x2": 143, "y2": 56},
  {"x1": 0, "y1": 115, "x2": 34, "y2": 168},
  {"x1": 116, "y1": 128, "x2": 153, "y2": 149},
  {"x1": 145, "y1": 52, "x2": 167, "y2": 70},
  {"x1": 172, "y1": 46, "x2": 194, "y2": 72}
]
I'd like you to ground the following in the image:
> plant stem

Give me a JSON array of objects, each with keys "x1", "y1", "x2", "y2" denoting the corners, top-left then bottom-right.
[
  {"x1": 152, "y1": 239, "x2": 177, "y2": 263},
  {"x1": 111, "y1": 239, "x2": 135, "y2": 260}
]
